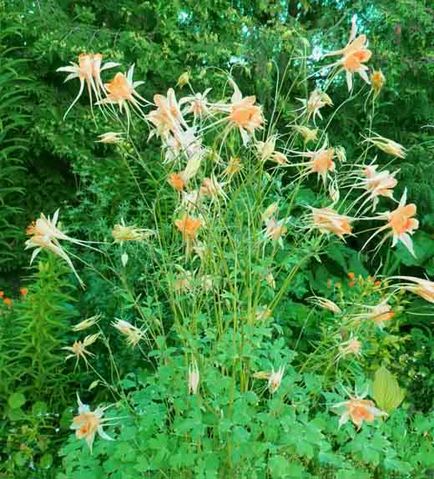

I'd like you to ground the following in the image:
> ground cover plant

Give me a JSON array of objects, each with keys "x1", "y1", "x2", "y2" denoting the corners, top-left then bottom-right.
[{"x1": 0, "y1": 1, "x2": 433, "y2": 478}]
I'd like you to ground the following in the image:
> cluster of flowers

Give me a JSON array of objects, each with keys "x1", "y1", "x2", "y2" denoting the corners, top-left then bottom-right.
[{"x1": 23, "y1": 16, "x2": 433, "y2": 451}]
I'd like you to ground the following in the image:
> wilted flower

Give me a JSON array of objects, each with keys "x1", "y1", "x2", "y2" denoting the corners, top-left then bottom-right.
[
  {"x1": 332, "y1": 393, "x2": 387, "y2": 429},
  {"x1": 268, "y1": 366, "x2": 285, "y2": 393},
  {"x1": 97, "y1": 132, "x2": 123, "y2": 144},
  {"x1": 309, "y1": 296, "x2": 342, "y2": 314},
  {"x1": 222, "y1": 156, "x2": 243, "y2": 179},
  {"x1": 323, "y1": 15, "x2": 372, "y2": 91},
  {"x1": 364, "y1": 134, "x2": 406, "y2": 159},
  {"x1": 112, "y1": 319, "x2": 145, "y2": 347},
  {"x1": 56, "y1": 53, "x2": 119, "y2": 118},
  {"x1": 72, "y1": 315, "x2": 101, "y2": 332},
  {"x1": 263, "y1": 218, "x2": 287, "y2": 246},
  {"x1": 63, "y1": 334, "x2": 100, "y2": 365},
  {"x1": 292, "y1": 125, "x2": 318, "y2": 144},
  {"x1": 371, "y1": 70, "x2": 385, "y2": 95},
  {"x1": 176, "y1": 71, "x2": 190, "y2": 88},
  {"x1": 391, "y1": 276, "x2": 434, "y2": 303},
  {"x1": 200, "y1": 176, "x2": 227, "y2": 201},
  {"x1": 112, "y1": 220, "x2": 153, "y2": 243},
  {"x1": 369, "y1": 302, "x2": 395, "y2": 327},
  {"x1": 71, "y1": 395, "x2": 114, "y2": 452},
  {"x1": 188, "y1": 361, "x2": 200, "y2": 394},
  {"x1": 312, "y1": 207, "x2": 352, "y2": 239},
  {"x1": 298, "y1": 90, "x2": 333, "y2": 122}
]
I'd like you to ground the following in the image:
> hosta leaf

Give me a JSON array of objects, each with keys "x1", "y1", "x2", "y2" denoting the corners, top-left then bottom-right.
[{"x1": 372, "y1": 366, "x2": 405, "y2": 413}]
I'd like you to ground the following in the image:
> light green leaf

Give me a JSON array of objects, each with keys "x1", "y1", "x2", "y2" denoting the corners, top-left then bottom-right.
[{"x1": 372, "y1": 366, "x2": 405, "y2": 413}]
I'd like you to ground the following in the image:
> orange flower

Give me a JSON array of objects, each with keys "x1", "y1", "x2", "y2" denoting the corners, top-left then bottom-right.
[
  {"x1": 0, "y1": 291, "x2": 4, "y2": 298},
  {"x1": 3, "y1": 297, "x2": 12, "y2": 307},
  {"x1": 175, "y1": 215, "x2": 202, "y2": 241},
  {"x1": 310, "y1": 147, "x2": 335, "y2": 182},
  {"x1": 324, "y1": 15, "x2": 372, "y2": 91},
  {"x1": 312, "y1": 207, "x2": 352, "y2": 239},
  {"x1": 333, "y1": 395, "x2": 387, "y2": 429},
  {"x1": 20, "y1": 287, "x2": 29, "y2": 296},
  {"x1": 386, "y1": 190, "x2": 418, "y2": 255},
  {"x1": 168, "y1": 172, "x2": 187, "y2": 191},
  {"x1": 369, "y1": 302, "x2": 395, "y2": 327}
]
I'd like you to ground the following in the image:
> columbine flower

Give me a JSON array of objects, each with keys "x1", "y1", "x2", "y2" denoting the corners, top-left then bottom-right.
[
  {"x1": 180, "y1": 89, "x2": 212, "y2": 118},
  {"x1": 175, "y1": 215, "x2": 202, "y2": 242},
  {"x1": 309, "y1": 296, "x2": 342, "y2": 314},
  {"x1": 307, "y1": 146, "x2": 335, "y2": 183},
  {"x1": 256, "y1": 136, "x2": 287, "y2": 165},
  {"x1": 72, "y1": 315, "x2": 101, "y2": 332},
  {"x1": 223, "y1": 79, "x2": 264, "y2": 144},
  {"x1": 268, "y1": 366, "x2": 285, "y2": 393},
  {"x1": 63, "y1": 334, "x2": 100, "y2": 366},
  {"x1": 96, "y1": 132, "x2": 123, "y2": 144},
  {"x1": 188, "y1": 361, "x2": 200, "y2": 394},
  {"x1": 323, "y1": 15, "x2": 372, "y2": 91},
  {"x1": 168, "y1": 172, "x2": 188, "y2": 192},
  {"x1": 377, "y1": 189, "x2": 418, "y2": 256},
  {"x1": 292, "y1": 125, "x2": 318, "y2": 144},
  {"x1": 112, "y1": 319, "x2": 145, "y2": 347},
  {"x1": 298, "y1": 90, "x2": 333, "y2": 122},
  {"x1": 371, "y1": 70, "x2": 385, "y2": 96},
  {"x1": 369, "y1": 302, "x2": 395, "y2": 327},
  {"x1": 312, "y1": 207, "x2": 352, "y2": 239},
  {"x1": 71, "y1": 395, "x2": 114, "y2": 452},
  {"x1": 25, "y1": 210, "x2": 92, "y2": 286},
  {"x1": 364, "y1": 134, "x2": 406, "y2": 158},
  {"x1": 99, "y1": 65, "x2": 146, "y2": 119},
  {"x1": 148, "y1": 88, "x2": 187, "y2": 139},
  {"x1": 112, "y1": 220, "x2": 153, "y2": 243},
  {"x1": 338, "y1": 336, "x2": 362, "y2": 358},
  {"x1": 391, "y1": 276, "x2": 434, "y2": 303},
  {"x1": 57, "y1": 53, "x2": 119, "y2": 118},
  {"x1": 361, "y1": 165, "x2": 398, "y2": 209},
  {"x1": 263, "y1": 218, "x2": 287, "y2": 247},
  {"x1": 332, "y1": 393, "x2": 387, "y2": 429},
  {"x1": 200, "y1": 176, "x2": 227, "y2": 201}
]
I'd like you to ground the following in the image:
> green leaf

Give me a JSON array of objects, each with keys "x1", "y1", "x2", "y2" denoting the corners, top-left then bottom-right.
[
  {"x1": 372, "y1": 366, "x2": 405, "y2": 413},
  {"x1": 8, "y1": 392, "x2": 26, "y2": 409}
]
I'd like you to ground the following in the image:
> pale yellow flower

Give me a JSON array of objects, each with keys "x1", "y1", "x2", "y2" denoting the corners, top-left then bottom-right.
[
  {"x1": 364, "y1": 134, "x2": 406, "y2": 158},
  {"x1": 298, "y1": 90, "x2": 333, "y2": 122},
  {"x1": 391, "y1": 276, "x2": 434, "y2": 303},
  {"x1": 63, "y1": 334, "x2": 100, "y2": 365},
  {"x1": 112, "y1": 220, "x2": 153, "y2": 243},
  {"x1": 292, "y1": 125, "x2": 318, "y2": 144},
  {"x1": 96, "y1": 132, "x2": 123, "y2": 144},
  {"x1": 72, "y1": 315, "x2": 101, "y2": 332},
  {"x1": 309, "y1": 297, "x2": 342, "y2": 314},
  {"x1": 112, "y1": 319, "x2": 144, "y2": 347},
  {"x1": 188, "y1": 361, "x2": 200, "y2": 395}
]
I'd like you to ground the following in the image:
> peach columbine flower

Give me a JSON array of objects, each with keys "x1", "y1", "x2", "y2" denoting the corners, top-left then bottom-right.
[
  {"x1": 368, "y1": 302, "x2": 395, "y2": 327},
  {"x1": 312, "y1": 207, "x2": 353, "y2": 239},
  {"x1": 364, "y1": 134, "x2": 406, "y2": 159},
  {"x1": 71, "y1": 395, "x2": 114, "y2": 452},
  {"x1": 268, "y1": 366, "x2": 285, "y2": 394},
  {"x1": 297, "y1": 90, "x2": 333, "y2": 123},
  {"x1": 263, "y1": 218, "x2": 287, "y2": 247},
  {"x1": 99, "y1": 65, "x2": 146, "y2": 119},
  {"x1": 391, "y1": 276, "x2": 434, "y2": 303},
  {"x1": 308, "y1": 146, "x2": 335, "y2": 183},
  {"x1": 332, "y1": 392, "x2": 387, "y2": 429},
  {"x1": 175, "y1": 215, "x2": 202, "y2": 242},
  {"x1": 323, "y1": 15, "x2": 372, "y2": 91},
  {"x1": 112, "y1": 319, "x2": 145, "y2": 347},
  {"x1": 200, "y1": 176, "x2": 227, "y2": 201},
  {"x1": 256, "y1": 136, "x2": 288, "y2": 165},
  {"x1": 188, "y1": 361, "x2": 200, "y2": 395},
  {"x1": 361, "y1": 165, "x2": 398, "y2": 209},
  {"x1": 148, "y1": 88, "x2": 187, "y2": 139},
  {"x1": 222, "y1": 156, "x2": 243, "y2": 179},
  {"x1": 25, "y1": 210, "x2": 93, "y2": 286},
  {"x1": 179, "y1": 89, "x2": 212, "y2": 118},
  {"x1": 63, "y1": 334, "x2": 100, "y2": 366},
  {"x1": 57, "y1": 53, "x2": 119, "y2": 118},
  {"x1": 224, "y1": 79, "x2": 264, "y2": 144}
]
